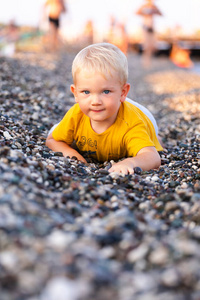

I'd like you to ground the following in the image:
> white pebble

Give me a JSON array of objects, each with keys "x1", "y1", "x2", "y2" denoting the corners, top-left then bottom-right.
[
  {"x1": 149, "y1": 246, "x2": 169, "y2": 265},
  {"x1": 3, "y1": 131, "x2": 12, "y2": 140},
  {"x1": 192, "y1": 165, "x2": 198, "y2": 170},
  {"x1": 0, "y1": 251, "x2": 18, "y2": 270},
  {"x1": 151, "y1": 175, "x2": 159, "y2": 182},
  {"x1": 46, "y1": 230, "x2": 76, "y2": 250},
  {"x1": 181, "y1": 182, "x2": 188, "y2": 189},
  {"x1": 145, "y1": 176, "x2": 151, "y2": 181},
  {"x1": 100, "y1": 246, "x2": 115, "y2": 258},
  {"x1": 127, "y1": 244, "x2": 149, "y2": 262},
  {"x1": 40, "y1": 277, "x2": 90, "y2": 300}
]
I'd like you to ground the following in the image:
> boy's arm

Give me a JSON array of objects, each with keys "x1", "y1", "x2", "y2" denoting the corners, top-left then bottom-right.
[
  {"x1": 109, "y1": 147, "x2": 161, "y2": 175},
  {"x1": 46, "y1": 133, "x2": 87, "y2": 163}
]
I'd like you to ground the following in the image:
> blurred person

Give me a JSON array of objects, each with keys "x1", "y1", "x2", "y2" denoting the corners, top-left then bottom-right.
[
  {"x1": 107, "y1": 16, "x2": 116, "y2": 45},
  {"x1": 136, "y1": 0, "x2": 162, "y2": 68},
  {"x1": 0, "y1": 20, "x2": 20, "y2": 57},
  {"x1": 107, "y1": 20, "x2": 129, "y2": 55},
  {"x1": 83, "y1": 20, "x2": 94, "y2": 45},
  {"x1": 5, "y1": 20, "x2": 20, "y2": 42},
  {"x1": 170, "y1": 43, "x2": 193, "y2": 69},
  {"x1": 170, "y1": 25, "x2": 193, "y2": 69},
  {"x1": 44, "y1": 0, "x2": 67, "y2": 52}
]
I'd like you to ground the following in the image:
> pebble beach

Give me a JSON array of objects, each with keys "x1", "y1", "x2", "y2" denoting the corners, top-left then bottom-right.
[{"x1": 0, "y1": 50, "x2": 200, "y2": 300}]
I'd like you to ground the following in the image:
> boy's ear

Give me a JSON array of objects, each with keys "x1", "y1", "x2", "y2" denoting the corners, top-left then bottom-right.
[
  {"x1": 120, "y1": 83, "x2": 130, "y2": 102},
  {"x1": 70, "y1": 84, "x2": 78, "y2": 102}
]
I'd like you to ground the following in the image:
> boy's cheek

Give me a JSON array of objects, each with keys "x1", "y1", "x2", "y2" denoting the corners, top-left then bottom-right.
[{"x1": 74, "y1": 93, "x2": 79, "y2": 103}]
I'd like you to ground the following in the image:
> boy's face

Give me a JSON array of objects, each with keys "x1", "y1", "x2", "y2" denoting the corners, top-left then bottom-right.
[{"x1": 71, "y1": 70, "x2": 130, "y2": 132}]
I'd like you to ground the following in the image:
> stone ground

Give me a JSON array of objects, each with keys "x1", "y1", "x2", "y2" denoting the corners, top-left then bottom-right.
[{"x1": 0, "y1": 49, "x2": 200, "y2": 300}]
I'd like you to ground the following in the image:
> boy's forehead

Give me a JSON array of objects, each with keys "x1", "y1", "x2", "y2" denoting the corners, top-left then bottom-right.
[{"x1": 75, "y1": 68, "x2": 120, "y2": 82}]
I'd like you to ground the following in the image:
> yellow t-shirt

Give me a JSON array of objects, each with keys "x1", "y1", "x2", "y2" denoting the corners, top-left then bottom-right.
[{"x1": 52, "y1": 101, "x2": 163, "y2": 162}]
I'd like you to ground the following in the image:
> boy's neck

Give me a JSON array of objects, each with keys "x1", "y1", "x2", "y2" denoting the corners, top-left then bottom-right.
[
  {"x1": 90, "y1": 120, "x2": 111, "y2": 134},
  {"x1": 89, "y1": 105, "x2": 122, "y2": 134}
]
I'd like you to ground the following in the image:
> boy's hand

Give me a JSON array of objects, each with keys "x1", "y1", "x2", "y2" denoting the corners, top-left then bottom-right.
[
  {"x1": 46, "y1": 133, "x2": 87, "y2": 163},
  {"x1": 108, "y1": 147, "x2": 161, "y2": 175},
  {"x1": 108, "y1": 158, "x2": 135, "y2": 175}
]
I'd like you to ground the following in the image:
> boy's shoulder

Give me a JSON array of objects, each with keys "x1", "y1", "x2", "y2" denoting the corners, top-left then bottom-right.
[
  {"x1": 119, "y1": 101, "x2": 142, "y2": 121},
  {"x1": 67, "y1": 103, "x2": 84, "y2": 116},
  {"x1": 117, "y1": 100, "x2": 150, "y2": 130}
]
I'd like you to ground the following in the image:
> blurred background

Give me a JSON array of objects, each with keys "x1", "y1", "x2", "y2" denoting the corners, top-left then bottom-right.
[{"x1": 0, "y1": 0, "x2": 200, "y2": 69}]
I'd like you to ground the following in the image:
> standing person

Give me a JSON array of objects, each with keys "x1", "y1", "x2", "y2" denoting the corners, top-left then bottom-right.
[
  {"x1": 0, "y1": 20, "x2": 20, "y2": 57},
  {"x1": 136, "y1": 0, "x2": 162, "y2": 68},
  {"x1": 107, "y1": 20, "x2": 129, "y2": 55},
  {"x1": 83, "y1": 20, "x2": 94, "y2": 45},
  {"x1": 170, "y1": 25, "x2": 193, "y2": 69},
  {"x1": 44, "y1": 0, "x2": 66, "y2": 52},
  {"x1": 46, "y1": 43, "x2": 163, "y2": 175}
]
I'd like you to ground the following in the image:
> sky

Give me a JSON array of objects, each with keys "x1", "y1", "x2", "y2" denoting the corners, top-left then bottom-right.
[{"x1": 0, "y1": 0, "x2": 200, "y2": 40}]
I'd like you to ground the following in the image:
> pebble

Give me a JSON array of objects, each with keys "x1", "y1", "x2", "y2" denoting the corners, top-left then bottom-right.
[
  {"x1": 40, "y1": 277, "x2": 91, "y2": 300},
  {"x1": 127, "y1": 244, "x2": 149, "y2": 262},
  {"x1": 165, "y1": 201, "x2": 180, "y2": 213},
  {"x1": 134, "y1": 167, "x2": 143, "y2": 175},
  {"x1": 3, "y1": 131, "x2": 12, "y2": 140},
  {"x1": 161, "y1": 268, "x2": 180, "y2": 287},
  {"x1": 0, "y1": 51, "x2": 200, "y2": 300},
  {"x1": 46, "y1": 230, "x2": 77, "y2": 251},
  {"x1": 148, "y1": 245, "x2": 169, "y2": 265},
  {"x1": 151, "y1": 175, "x2": 160, "y2": 182}
]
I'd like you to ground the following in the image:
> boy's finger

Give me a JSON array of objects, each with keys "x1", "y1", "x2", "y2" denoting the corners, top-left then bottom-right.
[{"x1": 128, "y1": 168, "x2": 134, "y2": 175}]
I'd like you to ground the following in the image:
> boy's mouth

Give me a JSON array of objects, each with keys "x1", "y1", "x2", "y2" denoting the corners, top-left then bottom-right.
[{"x1": 90, "y1": 109, "x2": 104, "y2": 112}]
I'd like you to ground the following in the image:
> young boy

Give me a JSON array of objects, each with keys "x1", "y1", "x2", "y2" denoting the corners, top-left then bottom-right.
[{"x1": 46, "y1": 43, "x2": 163, "y2": 174}]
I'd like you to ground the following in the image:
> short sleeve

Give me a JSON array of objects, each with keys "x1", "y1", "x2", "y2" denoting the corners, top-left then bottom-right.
[
  {"x1": 124, "y1": 121, "x2": 156, "y2": 157},
  {"x1": 52, "y1": 105, "x2": 79, "y2": 145}
]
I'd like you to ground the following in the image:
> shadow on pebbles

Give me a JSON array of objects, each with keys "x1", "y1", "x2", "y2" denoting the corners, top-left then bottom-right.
[{"x1": 0, "y1": 52, "x2": 200, "y2": 300}]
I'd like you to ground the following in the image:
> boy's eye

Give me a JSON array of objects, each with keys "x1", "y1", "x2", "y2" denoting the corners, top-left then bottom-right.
[
  {"x1": 103, "y1": 90, "x2": 110, "y2": 94},
  {"x1": 83, "y1": 90, "x2": 90, "y2": 94}
]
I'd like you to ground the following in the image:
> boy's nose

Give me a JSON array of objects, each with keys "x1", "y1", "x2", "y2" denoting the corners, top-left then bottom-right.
[{"x1": 91, "y1": 95, "x2": 102, "y2": 105}]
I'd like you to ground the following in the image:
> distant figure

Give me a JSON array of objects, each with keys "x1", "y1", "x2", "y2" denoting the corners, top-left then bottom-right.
[
  {"x1": 170, "y1": 43, "x2": 194, "y2": 69},
  {"x1": 136, "y1": 0, "x2": 162, "y2": 68},
  {"x1": 107, "y1": 16, "x2": 116, "y2": 45},
  {"x1": 170, "y1": 25, "x2": 193, "y2": 69},
  {"x1": 0, "y1": 20, "x2": 20, "y2": 57},
  {"x1": 107, "y1": 18, "x2": 129, "y2": 55},
  {"x1": 44, "y1": 0, "x2": 66, "y2": 52},
  {"x1": 83, "y1": 20, "x2": 94, "y2": 45}
]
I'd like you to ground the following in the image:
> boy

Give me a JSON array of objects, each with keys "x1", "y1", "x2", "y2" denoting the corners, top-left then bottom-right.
[{"x1": 46, "y1": 43, "x2": 163, "y2": 174}]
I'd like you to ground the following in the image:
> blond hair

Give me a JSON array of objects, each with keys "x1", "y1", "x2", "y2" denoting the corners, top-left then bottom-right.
[{"x1": 72, "y1": 43, "x2": 128, "y2": 85}]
